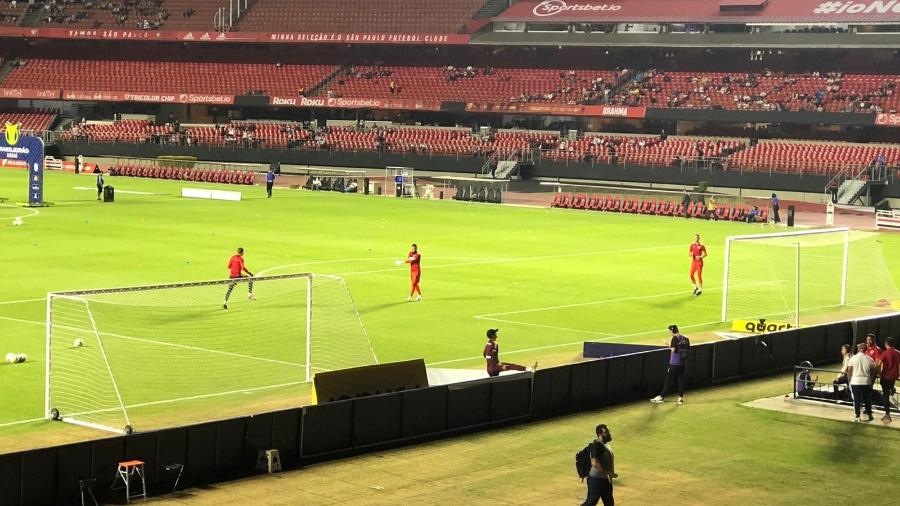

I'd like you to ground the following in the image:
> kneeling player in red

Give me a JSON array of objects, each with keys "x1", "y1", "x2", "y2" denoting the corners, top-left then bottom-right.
[
  {"x1": 484, "y1": 328, "x2": 535, "y2": 377},
  {"x1": 689, "y1": 234, "x2": 707, "y2": 296}
]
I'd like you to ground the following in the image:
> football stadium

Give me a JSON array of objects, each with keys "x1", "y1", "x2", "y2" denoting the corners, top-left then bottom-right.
[{"x1": 1, "y1": 0, "x2": 900, "y2": 504}]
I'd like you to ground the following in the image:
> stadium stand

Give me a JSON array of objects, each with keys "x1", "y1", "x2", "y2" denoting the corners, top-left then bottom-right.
[
  {"x1": 611, "y1": 70, "x2": 899, "y2": 113},
  {"x1": 330, "y1": 66, "x2": 621, "y2": 104},
  {"x1": 58, "y1": 120, "x2": 173, "y2": 144},
  {"x1": 9, "y1": 0, "x2": 220, "y2": 30},
  {"x1": 0, "y1": 0, "x2": 25, "y2": 25},
  {"x1": 0, "y1": 110, "x2": 57, "y2": 132},
  {"x1": 2, "y1": 59, "x2": 337, "y2": 97},
  {"x1": 237, "y1": 0, "x2": 486, "y2": 33},
  {"x1": 727, "y1": 141, "x2": 900, "y2": 175},
  {"x1": 543, "y1": 135, "x2": 743, "y2": 166},
  {"x1": 111, "y1": 164, "x2": 255, "y2": 185}
]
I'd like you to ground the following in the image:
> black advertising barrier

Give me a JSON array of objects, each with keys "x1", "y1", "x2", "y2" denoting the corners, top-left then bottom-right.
[{"x1": 4, "y1": 314, "x2": 891, "y2": 505}]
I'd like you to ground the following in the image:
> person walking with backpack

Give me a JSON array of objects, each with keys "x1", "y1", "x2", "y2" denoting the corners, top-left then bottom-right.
[
  {"x1": 651, "y1": 324, "x2": 691, "y2": 405},
  {"x1": 577, "y1": 424, "x2": 615, "y2": 506}
]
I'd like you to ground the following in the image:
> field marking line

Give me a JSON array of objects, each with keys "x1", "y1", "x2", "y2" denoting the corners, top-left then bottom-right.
[
  {"x1": 61, "y1": 380, "x2": 309, "y2": 420},
  {"x1": 472, "y1": 317, "x2": 616, "y2": 337},
  {"x1": 0, "y1": 416, "x2": 46, "y2": 429},
  {"x1": 0, "y1": 315, "x2": 44, "y2": 326},
  {"x1": 0, "y1": 203, "x2": 40, "y2": 221},
  {"x1": 256, "y1": 256, "x2": 481, "y2": 277},
  {"x1": 72, "y1": 186, "x2": 160, "y2": 196},
  {"x1": 53, "y1": 323, "x2": 306, "y2": 369},
  {"x1": 476, "y1": 280, "x2": 778, "y2": 319},
  {"x1": 425, "y1": 320, "x2": 722, "y2": 367},
  {"x1": 0, "y1": 297, "x2": 44, "y2": 305},
  {"x1": 331, "y1": 244, "x2": 683, "y2": 278}
]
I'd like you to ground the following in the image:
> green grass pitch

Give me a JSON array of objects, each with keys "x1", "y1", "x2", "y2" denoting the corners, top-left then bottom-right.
[{"x1": 1, "y1": 170, "x2": 899, "y2": 449}]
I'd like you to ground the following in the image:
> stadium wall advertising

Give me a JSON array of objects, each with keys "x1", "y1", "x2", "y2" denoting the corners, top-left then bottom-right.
[
  {"x1": 494, "y1": 0, "x2": 900, "y2": 23},
  {"x1": 875, "y1": 112, "x2": 900, "y2": 127},
  {"x1": 0, "y1": 27, "x2": 470, "y2": 45}
]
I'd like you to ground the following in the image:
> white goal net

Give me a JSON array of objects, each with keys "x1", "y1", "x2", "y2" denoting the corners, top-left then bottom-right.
[
  {"x1": 46, "y1": 273, "x2": 376, "y2": 434},
  {"x1": 722, "y1": 227, "x2": 900, "y2": 326}
]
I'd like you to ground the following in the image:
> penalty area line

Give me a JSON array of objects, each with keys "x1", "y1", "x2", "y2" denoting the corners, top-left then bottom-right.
[{"x1": 426, "y1": 319, "x2": 723, "y2": 367}]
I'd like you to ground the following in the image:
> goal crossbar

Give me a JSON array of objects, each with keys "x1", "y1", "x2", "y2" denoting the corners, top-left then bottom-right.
[{"x1": 721, "y1": 227, "x2": 851, "y2": 323}]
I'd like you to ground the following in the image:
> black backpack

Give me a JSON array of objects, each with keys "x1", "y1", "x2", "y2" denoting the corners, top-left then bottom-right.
[{"x1": 575, "y1": 441, "x2": 603, "y2": 480}]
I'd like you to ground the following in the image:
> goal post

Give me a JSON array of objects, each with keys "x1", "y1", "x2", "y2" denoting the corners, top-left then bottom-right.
[
  {"x1": 721, "y1": 227, "x2": 850, "y2": 326},
  {"x1": 46, "y1": 273, "x2": 376, "y2": 434}
]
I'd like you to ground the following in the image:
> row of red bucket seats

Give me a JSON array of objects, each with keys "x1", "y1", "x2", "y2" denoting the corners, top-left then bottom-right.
[
  {"x1": 112, "y1": 165, "x2": 255, "y2": 185},
  {"x1": 551, "y1": 193, "x2": 769, "y2": 222}
]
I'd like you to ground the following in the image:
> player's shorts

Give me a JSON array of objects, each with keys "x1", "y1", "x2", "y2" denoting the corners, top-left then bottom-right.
[
  {"x1": 690, "y1": 261, "x2": 703, "y2": 277},
  {"x1": 411, "y1": 270, "x2": 421, "y2": 284}
]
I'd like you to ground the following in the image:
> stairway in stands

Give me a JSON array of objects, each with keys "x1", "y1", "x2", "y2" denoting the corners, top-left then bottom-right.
[{"x1": 472, "y1": 0, "x2": 512, "y2": 19}]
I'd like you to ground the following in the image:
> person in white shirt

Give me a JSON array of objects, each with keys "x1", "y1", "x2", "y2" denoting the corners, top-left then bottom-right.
[
  {"x1": 832, "y1": 344, "x2": 852, "y2": 401},
  {"x1": 847, "y1": 343, "x2": 875, "y2": 422}
]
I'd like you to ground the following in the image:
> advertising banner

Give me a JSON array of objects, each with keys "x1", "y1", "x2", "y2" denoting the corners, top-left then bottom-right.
[
  {"x1": 1, "y1": 123, "x2": 45, "y2": 205},
  {"x1": 494, "y1": 0, "x2": 900, "y2": 23}
]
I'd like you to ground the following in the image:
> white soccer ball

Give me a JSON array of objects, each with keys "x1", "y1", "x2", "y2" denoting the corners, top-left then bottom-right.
[
  {"x1": 73, "y1": 338, "x2": 84, "y2": 348},
  {"x1": 5, "y1": 352, "x2": 14, "y2": 363},
  {"x1": 12, "y1": 217, "x2": 23, "y2": 226}
]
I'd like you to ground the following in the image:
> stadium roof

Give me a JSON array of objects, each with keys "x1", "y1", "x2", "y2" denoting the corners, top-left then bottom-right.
[{"x1": 494, "y1": 0, "x2": 900, "y2": 24}]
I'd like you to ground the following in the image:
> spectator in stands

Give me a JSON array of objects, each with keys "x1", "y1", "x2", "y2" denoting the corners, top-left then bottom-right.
[
  {"x1": 847, "y1": 342, "x2": 876, "y2": 422},
  {"x1": 877, "y1": 337, "x2": 899, "y2": 423},
  {"x1": 833, "y1": 344, "x2": 852, "y2": 400},
  {"x1": 865, "y1": 333, "x2": 882, "y2": 361}
]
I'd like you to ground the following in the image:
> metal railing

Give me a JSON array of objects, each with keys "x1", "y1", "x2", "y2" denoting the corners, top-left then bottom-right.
[{"x1": 793, "y1": 365, "x2": 898, "y2": 414}]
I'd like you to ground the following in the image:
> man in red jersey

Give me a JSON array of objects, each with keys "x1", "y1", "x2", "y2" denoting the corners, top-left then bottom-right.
[
  {"x1": 223, "y1": 247, "x2": 254, "y2": 309},
  {"x1": 865, "y1": 333, "x2": 882, "y2": 361},
  {"x1": 398, "y1": 243, "x2": 422, "y2": 302},
  {"x1": 689, "y1": 234, "x2": 707, "y2": 296},
  {"x1": 484, "y1": 329, "x2": 534, "y2": 377},
  {"x1": 876, "y1": 337, "x2": 899, "y2": 423}
]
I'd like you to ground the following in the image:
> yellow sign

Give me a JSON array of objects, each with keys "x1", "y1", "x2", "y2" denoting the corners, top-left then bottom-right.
[
  {"x1": 4, "y1": 122, "x2": 19, "y2": 146},
  {"x1": 732, "y1": 319, "x2": 797, "y2": 333}
]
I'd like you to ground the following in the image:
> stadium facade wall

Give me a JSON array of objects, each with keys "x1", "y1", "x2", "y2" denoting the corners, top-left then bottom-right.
[
  {"x1": 56, "y1": 142, "x2": 852, "y2": 194},
  {"x1": 3, "y1": 313, "x2": 898, "y2": 505}
]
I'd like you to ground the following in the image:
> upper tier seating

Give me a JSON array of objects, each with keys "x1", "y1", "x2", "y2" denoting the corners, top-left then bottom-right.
[
  {"x1": 57, "y1": 120, "x2": 173, "y2": 143},
  {"x1": 238, "y1": 0, "x2": 486, "y2": 33},
  {"x1": 0, "y1": 0, "x2": 24, "y2": 25},
  {"x1": 330, "y1": 66, "x2": 620, "y2": 104},
  {"x1": 0, "y1": 111, "x2": 57, "y2": 132},
  {"x1": 543, "y1": 135, "x2": 743, "y2": 166},
  {"x1": 727, "y1": 141, "x2": 900, "y2": 175},
  {"x1": 2, "y1": 59, "x2": 336, "y2": 97},
  {"x1": 612, "y1": 70, "x2": 899, "y2": 113},
  {"x1": 15, "y1": 0, "x2": 221, "y2": 30}
]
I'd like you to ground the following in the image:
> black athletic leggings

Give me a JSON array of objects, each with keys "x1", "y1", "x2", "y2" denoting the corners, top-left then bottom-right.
[{"x1": 660, "y1": 364, "x2": 685, "y2": 398}]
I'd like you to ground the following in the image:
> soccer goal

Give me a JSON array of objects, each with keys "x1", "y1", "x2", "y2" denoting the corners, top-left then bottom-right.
[
  {"x1": 722, "y1": 227, "x2": 900, "y2": 327},
  {"x1": 46, "y1": 273, "x2": 376, "y2": 434}
]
